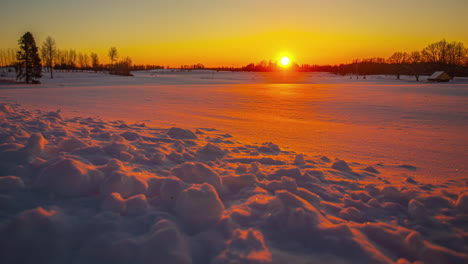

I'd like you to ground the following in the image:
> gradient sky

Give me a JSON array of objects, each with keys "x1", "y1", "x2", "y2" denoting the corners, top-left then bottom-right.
[{"x1": 1, "y1": 0, "x2": 467, "y2": 67}]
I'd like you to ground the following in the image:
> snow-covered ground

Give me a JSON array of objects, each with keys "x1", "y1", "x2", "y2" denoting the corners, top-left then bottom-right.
[
  {"x1": 0, "y1": 71, "x2": 467, "y2": 263},
  {"x1": 1, "y1": 70, "x2": 467, "y2": 181}
]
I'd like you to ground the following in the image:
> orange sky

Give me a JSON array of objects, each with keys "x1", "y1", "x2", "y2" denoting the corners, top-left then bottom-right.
[{"x1": 1, "y1": 0, "x2": 467, "y2": 67}]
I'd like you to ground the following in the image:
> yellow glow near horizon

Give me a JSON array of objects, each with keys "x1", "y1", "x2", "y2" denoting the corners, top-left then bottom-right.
[
  {"x1": 1, "y1": 1, "x2": 467, "y2": 67},
  {"x1": 280, "y1": 56, "x2": 290, "y2": 66}
]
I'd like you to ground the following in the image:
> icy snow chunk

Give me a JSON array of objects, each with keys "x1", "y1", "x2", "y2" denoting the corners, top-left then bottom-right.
[
  {"x1": 224, "y1": 174, "x2": 256, "y2": 192},
  {"x1": 125, "y1": 194, "x2": 149, "y2": 216},
  {"x1": 159, "y1": 176, "x2": 190, "y2": 208},
  {"x1": 175, "y1": 183, "x2": 224, "y2": 231},
  {"x1": 167, "y1": 127, "x2": 197, "y2": 139},
  {"x1": 120, "y1": 131, "x2": 140, "y2": 141},
  {"x1": 331, "y1": 159, "x2": 352, "y2": 172},
  {"x1": 408, "y1": 199, "x2": 428, "y2": 220},
  {"x1": 274, "y1": 190, "x2": 329, "y2": 226},
  {"x1": 25, "y1": 133, "x2": 47, "y2": 156},
  {"x1": 285, "y1": 207, "x2": 324, "y2": 236},
  {"x1": 171, "y1": 162, "x2": 222, "y2": 192},
  {"x1": 57, "y1": 138, "x2": 87, "y2": 152},
  {"x1": 267, "y1": 176, "x2": 297, "y2": 192},
  {"x1": 305, "y1": 169, "x2": 325, "y2": 181},
  {"x1": 293, "y1": 154, "x2": 306, "y2": 165},
  {"x1": 100, "y1": 171, "x2": 148, "y2": 198},
  {"x1": 456, "y1": 192, "x2": 468, "y2": 213},
  {"x1": 101, "y1": 192, "x2": 126, "y2": 214},
  {"x1": 197, "y1": 142, "x2": 225, "y2": 158},
  {"x1": 365, "y1": 184, "x2": 380, "y2": 197},
  {"x1": 103, "y1": 142, "x2": 129, "y2": 156},
  {"x1": 364, "y1": 166, "x2": 380, "y2": 174},
  {"x1": 0, "y1": 207, "x2": 65, "y2": 264},
  {"x1": 258, "y1": 142, "x2": 280, "y2": 153},
  {"x1": 36, "y1": 158, "x2": 104, "y2": 197},
  {"x1": 142, "y1": 219, "x2": 191, "y2": 264},
  {"x1": 104, "y1": 158, "x2": 125, "y2": 171},
  {"x1": 0, "y1": 176, "x2": 25, "y2": 192},
  {"x1": 212, "y1": 228, "x2": 271, "y2": 264},
  {"x1": 46, "y1": 110, "x2": 63, "y2": 120},
  {"x1": 295, "y1": 188, "x2": 321, "y2": 208},
  {"x1": 381, "y1": 186, "x2": 402, "y2": 201}
]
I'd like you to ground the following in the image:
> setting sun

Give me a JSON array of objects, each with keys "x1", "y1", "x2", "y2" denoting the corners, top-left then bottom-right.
[{"x1": 280, "y1": 56, "x2": 290, "y2": 66}]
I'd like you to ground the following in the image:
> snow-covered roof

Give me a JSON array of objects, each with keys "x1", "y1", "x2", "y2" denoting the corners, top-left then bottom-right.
[{"x1": 429, "y1": 71, "x2": 451, "y2": 79}]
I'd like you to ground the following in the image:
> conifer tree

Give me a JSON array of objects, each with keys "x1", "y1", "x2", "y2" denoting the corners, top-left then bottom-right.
[{"x1": 16, "y1": 32, "x2": 42, "y2": 83}]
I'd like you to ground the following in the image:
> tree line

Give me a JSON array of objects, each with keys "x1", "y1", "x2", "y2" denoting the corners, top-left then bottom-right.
[
  {"x1": 1, "y1": 32, "x2": 147, "y2": 83},
  {"x1": 241, "y1": 39, "x2": 468, "y2": 81},
  {"x1": 330, "y1": 39, "x2": 468, "y2": 81}
]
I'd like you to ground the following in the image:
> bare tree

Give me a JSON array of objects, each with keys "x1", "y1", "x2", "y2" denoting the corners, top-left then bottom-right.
[
  {"x1": 387, "y1": 52, "x2": 408, "y2": 79},
  {"x1": 0, "y1": 48, "x2": 18, "y2": 71},
  {"x1": 421, "y1": 39, "x2": 448, "y2": 64},
  {"x1": 84, "y1": 54, "x2": 90, "y2": 69},
  {"x1": 113, "y1": 56, "x2": 132, "y2": 75},
  {"x1": 67, "y1": 49, "x2": 77, "y2": 69},
  {"x1": 108, "y1": 47, "x2": 118, "y2": 68},
  {"x1": 405, "y1": 51, "x2": 424, "y2": 82},
  {"x1": 90, "y1": 52, "x2": 99, "y2": 71},
  {"x1": 77, "y1": 52, "x2": 88, "y2": 70},
  {"x1": 446, "y1": 41, "x2": 465, "y2": 66},
  {"x1": 0, "y1": 50, "x2": 5, "y2": 70},
  {"x1": 41, "y1": 36, "x2": 56, "y2": 78}
]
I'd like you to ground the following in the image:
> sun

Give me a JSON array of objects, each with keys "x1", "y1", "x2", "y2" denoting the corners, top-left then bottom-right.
[{"x1": 280, "y1": 56, "x2": 290, "y2": 66}]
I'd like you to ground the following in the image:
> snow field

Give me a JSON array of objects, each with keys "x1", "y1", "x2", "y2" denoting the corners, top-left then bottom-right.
[{"x1": 0, "y1": 104, "x2": 467, "y2": 263}]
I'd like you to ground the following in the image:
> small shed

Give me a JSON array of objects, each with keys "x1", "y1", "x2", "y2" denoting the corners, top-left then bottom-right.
[{"x1": 428, "y1": 71, "x2": 451, "y2": 82}]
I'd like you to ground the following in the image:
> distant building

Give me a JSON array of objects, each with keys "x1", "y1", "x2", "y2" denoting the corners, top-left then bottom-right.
[{"x1": 428, "y1": 71, "x2": 451, "y2": 82}]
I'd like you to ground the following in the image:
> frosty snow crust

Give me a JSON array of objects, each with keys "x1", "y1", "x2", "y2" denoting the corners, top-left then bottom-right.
[{"x1": 0, "y1": 104, "x2": 467, "y2": 264}]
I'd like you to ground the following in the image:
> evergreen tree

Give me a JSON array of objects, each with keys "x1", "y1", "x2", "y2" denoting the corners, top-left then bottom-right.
[{"x1": 16, "y1": 32, "x2": 42, "y2": 83}]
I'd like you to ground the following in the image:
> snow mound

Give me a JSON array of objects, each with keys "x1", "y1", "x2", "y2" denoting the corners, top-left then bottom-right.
[
  {"x1": 125, "y1": 194, "x2": 149, "y2": 216},
  {"x1": 332, "y1": 159, "x2": 352, "y2": 172},
  {"x1": 213, "y1": 228, "x2": 272, "y2": 264},
  {"x1": 142, "y1": 219, "x2": 191, "y2": 264},
  {"x1": 0, "y1": 207, "x2": 66, "y2": 264},
  {"x1": 57, "y1": 138, "x2": 87, "y2": 152},
  {"x1": 37, "y1": 158, "x2": 104, "y2": 196},
  {"x1": 197, "y1": 142, "x2": 225, "y2": 159},
  {"x1": 101, "y1": 192, "x2": 126, "y2": 214},
  {"x1": 456, "y1": 192, "x2": 468, "y2": 213},
  {"x1": 167, "y1": 127, "x2": 198, "y2": 139},
  {"x1": 175, "y1": 183, "x2": 224, "y2": 231},
  {"x1": 0, "y1": 176, "x2": 25, "y2": 192},
  {"x1": 100, "y1": 171, "x2": 147, "y2": 198},
  {"x1": 171, "y1": 162, "x2": 223, "y2": 192}
]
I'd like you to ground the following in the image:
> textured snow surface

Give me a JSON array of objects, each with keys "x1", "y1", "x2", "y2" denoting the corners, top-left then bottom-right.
[
  {"x1": 0, "y1": 104, "x2": 467, "y2": 264},
  {"x1": 1, "y1": 71, "x2": 467, "y2": 182}
]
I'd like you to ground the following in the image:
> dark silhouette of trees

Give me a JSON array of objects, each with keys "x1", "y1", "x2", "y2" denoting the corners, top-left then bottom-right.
[
  {"x1": 387, "y1": 52, "x2": 408, "y2": 79},
  {"x1": 16, "y1": 32, "x2": 42, "y2": 84},
  {"x1": 90, "y1": 53, "x2": 100, "y2": 71},
  {"x1": 404, "y1": 51, "x2": 425, "y2": 81},
  {"x1": 0, "y1": 49, "x2": 17, "y2": 71},
  {"x1": 331, "y1": 39, "x2": 468, "y2": 79},
  {"x1": 112, "y1": 56, "x2": 133, "y2": 76},
  {"x1": 41, "y1": 36, "x2": 56, "y2": 78},
  {"x1": 108, "y1": 47, "x2": 118, "y2": 68},
  {"x1": 77, "y1": 52, "x2": 90, "y2": 70}
]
